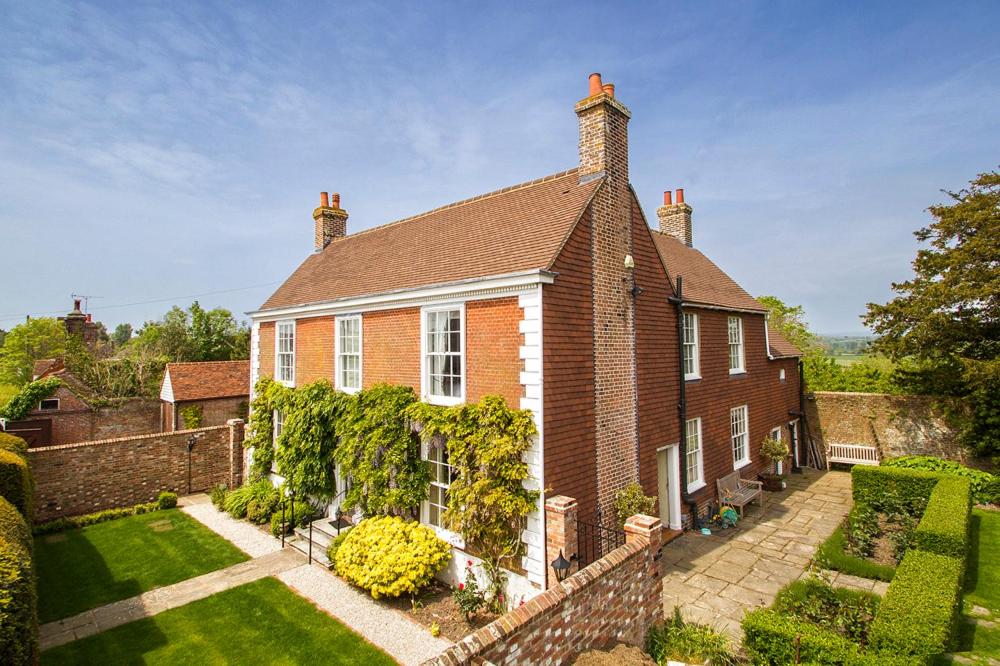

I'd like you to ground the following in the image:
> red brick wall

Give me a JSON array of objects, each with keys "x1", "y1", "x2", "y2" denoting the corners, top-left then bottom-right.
[
  {"x1": 172, "y1": 397, "x2": 248, "y2": 431},
  {"x1": 258, "y1": 321, "x2": 275, "y2": 380},
  {"x1": 543, "y1": 212, "x2": 598, "y2": 521},
  {"x1": 295, "y1": 315, "x2": 334, "y2": 385},
  {"x1": 466, "y1": 297, "x2": 522, "y2": 405},
  {"x1": 25, "y1": 392, "x2": 160, "y2": 446},
  {"x1": 28, "y1": 422, "x2": 244, "y2": 522},
  {"x1": 683, "y1": 307, "x2": 800, "y2": 517},
  {"x1": 362, "y1": 308, "x2": 420, "y2": 391}
]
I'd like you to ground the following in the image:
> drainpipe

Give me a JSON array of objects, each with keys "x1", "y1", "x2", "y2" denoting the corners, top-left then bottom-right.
[{"x1": 668, "y1": 276, "x2": 699, "y2": 528}]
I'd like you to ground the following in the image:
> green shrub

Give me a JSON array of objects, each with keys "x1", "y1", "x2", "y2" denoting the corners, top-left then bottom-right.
[
  {"x1": 869, "y1": 549, "x2": 963, "y2": 657},
  {"x1": 647, "y1": 607, "x2": 739, "y2": 666},
  {"x1": 224, "y1": 479, "x2": 275, "y2": 519},
  {"x1": 32, "y1": 501, "x2": 161, "y2": 535},
  {"x1": 0, "y1": 434, "x2": 28, "y2": 459},
  {"x1": 0, "y1": 450, "x2": 32, "y2": 521},
  {"x1": 611, "y1": 481, "x2": 657, "y2": 528},
  {"x1": 333, "y1": 516, "x2": 451, "y2": 599},
  {"x1": 912, "y1": 476, "x2": 971, "y2": 559},
  {"x1": 269, "y1": 501, "x2": 316, "y2": 537},
  {"x1": 210, "y1": 484, "x2": 228, "y2": 509},
  {"x1": 772, "y1": 578, "x2": 880, "y2": 646},
  {"x1": 845, "y1": 503, "x2": 878, "y2": 558},
  {"x1": 743, "y1": 608, "x2": 921, "y2": 666},
  {"x1": 0, "y1": 496, "x2": 36, "y2": 665},
  {"x1": 157, "y1": 491, "x2": 178, "y2": 510},
  {"x1": 883, "y1": 455, "x2": 996, "y2": 504},
  {"x1": 246, "y1": 486, "x2": 280, "y2": 525},
  {"x1": 325, "y1": 527, "x2": 352, "y2": 562},
  {"x1": 179, "y1": 404, "x2": 203, "y2": 429},
  {"x1": 852, "y1": 465, "x2": 939, "y2": 515},
  {"x1": 982, "y1": 477, "x2": 1000, "y2": 505},
  {"x1": 814, "y1": 526, "x2": 896, "y2": 582}
]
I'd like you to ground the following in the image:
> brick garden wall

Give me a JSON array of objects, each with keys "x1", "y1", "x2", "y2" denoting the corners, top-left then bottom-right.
[
  {"x1": 171, "y1": 397, "x2": 248, "y2": 431},
  {"x1": 28, "y1": 421, "x2": 245, "y2": 522},
  {"x1": 807, "y1": 391, "x2": 970, "y2": 465},
  {"x1": 424, "y1": 513, "x2": 663, "y2": 666},
  {"x1": 23, "y1": 390, "x2": 160, "y2": 446}
]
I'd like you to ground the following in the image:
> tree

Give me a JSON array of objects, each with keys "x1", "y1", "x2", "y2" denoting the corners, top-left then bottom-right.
[
  {"x1": 130, "y1": 302, "x2": 248, "y2": 362},
  {"x1": 757, "y1": 295, "x2": 821, "y2": 355},
  {"x1": 111, "y1": 323, "x2": 133, "y2": 347},
  {"x1": 865, "y1": 169, "x2": 1000, "y2": 460},
  {"x1": 0, "y1": 318, "x2": 68, "y2": 386},
  {"x1": 0, "y1": 329, "x2": 6, "y2": 348}
]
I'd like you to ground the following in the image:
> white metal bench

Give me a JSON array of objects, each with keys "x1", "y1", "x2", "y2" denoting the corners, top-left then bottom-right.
[
  {"x1": 717, "y1": 471, "x2": 764, "y2": 517},
  {"x1": 826, "y1": 443, "x2": 879, "y2": 469}
]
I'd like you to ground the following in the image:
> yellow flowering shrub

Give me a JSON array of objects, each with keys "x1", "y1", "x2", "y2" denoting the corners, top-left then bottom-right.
[{"x1": 333, "y1": 516, "x2": 452, "y2": 599}]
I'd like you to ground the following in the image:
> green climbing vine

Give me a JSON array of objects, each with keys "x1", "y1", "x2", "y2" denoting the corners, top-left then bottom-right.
[
  {"x1": 274, "y1": 379, "x2": 348, "y2": 501},
  {"x1": 0, "y1": 377, "x2": 61, "y2": 421}
]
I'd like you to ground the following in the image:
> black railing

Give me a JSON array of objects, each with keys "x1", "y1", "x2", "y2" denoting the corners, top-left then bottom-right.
[{"x1": 576, "y1": 517, "x2": 626, "y2": 567}]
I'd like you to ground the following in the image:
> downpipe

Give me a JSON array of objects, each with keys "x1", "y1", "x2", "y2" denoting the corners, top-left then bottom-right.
[{"x1": 668, "y1": 276, "x2": 700, "y2": 527}]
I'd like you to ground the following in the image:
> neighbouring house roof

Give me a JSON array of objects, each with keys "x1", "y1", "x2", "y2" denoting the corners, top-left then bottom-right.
[
  {"x1": 767, "y1": 325, "x2": 802, "y2": 359},
  {"x1": 33, "y1": 358, "x2": 63, "y2": 380},
  {"x1": 259, "y1": 169, "x2": 602, "y2": 311},
  {"x1": 161, "y1": 360, "x2": 250, "y2": 403},
  {"x1": 650, "y1": 232, "x2": 767, "y2": 313},
  {"x1": 30, "y1": 361, "x2": 98, "y2": 404}
]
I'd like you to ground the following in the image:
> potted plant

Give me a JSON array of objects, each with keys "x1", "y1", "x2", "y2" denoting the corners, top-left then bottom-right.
[{"x1": 759, "y1": 436, "x2": 789, "y2": 491}]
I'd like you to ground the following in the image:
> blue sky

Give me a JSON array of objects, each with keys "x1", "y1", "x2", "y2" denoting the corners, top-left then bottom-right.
[{"x1": 1, "y1": 1, "x2": 997, "y2": 335}]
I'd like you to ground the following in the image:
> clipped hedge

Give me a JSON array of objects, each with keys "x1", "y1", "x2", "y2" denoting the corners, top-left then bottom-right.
[
  {"x1": 0, "y1": 496, "x2": 36, "y2": 665},
  {"x1": 742, "y1": 609, "x2": 919, "y2": 666},
  {"x1": 913, "y1": 476, "x2": 971, "y2": 559},
  {"x1": 851, "y1": 465, "x2": 940, "y2": 514},
  {"x1": 33, "y1": 500, "x2": 161, "y2": 535},
  {"x1": 0, "y1": 434, "x2": 27, "y2": 460},
  {"x1": 0, "y1": 450, "x2": 32, "y2": 522},
  {"x1": 883, "y1": 456, "x2": 996, "y2": 504},
  {"x1": 869, "y1": 549, "x2": 963, "y2": 657}
]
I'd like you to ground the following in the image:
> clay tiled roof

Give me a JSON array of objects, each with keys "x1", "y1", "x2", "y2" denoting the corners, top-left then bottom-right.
[
  {"x1": 163, "y1": 360, "x2": 250, "y2": 402},
  {"x1": 650, "y1": 232, "x2": 767, "y2": 313},
  {"x1": 767, "y1": 325, "x2": 802, "y2": 358},
  {"x1": 260, "y1": 169, "x2": 602, "y2": 310}
]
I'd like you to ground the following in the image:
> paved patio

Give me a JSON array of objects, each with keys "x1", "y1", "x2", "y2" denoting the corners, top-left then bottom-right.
[{"x1": 660, "y1": 468, "x2": 853, "y2": 636}]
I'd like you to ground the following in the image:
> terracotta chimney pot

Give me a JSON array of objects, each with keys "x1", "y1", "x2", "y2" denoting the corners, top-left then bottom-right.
[
  {"x1": 663, "y1": 190, "x2": 672, "y2": 206},
  {"x1": 602, "y1": 83, "x2": 615, "y2": 97},
  {"x1": 320, "y1": 191, "x2": 329, "y2": 207},
  {"x1": 331, "y1": 193, "x2": 341, "y2": 208},
  {"x1": 588, "y1": 72, "x2": 603, "y2": 96},
  {"x1": 676, "y1": 188, "x2": 685, "y2": 204}
]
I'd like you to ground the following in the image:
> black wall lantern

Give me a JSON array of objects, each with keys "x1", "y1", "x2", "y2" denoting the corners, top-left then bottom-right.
[{"x1": 551, "y1": 549, "x2": 573, "y2": 583}]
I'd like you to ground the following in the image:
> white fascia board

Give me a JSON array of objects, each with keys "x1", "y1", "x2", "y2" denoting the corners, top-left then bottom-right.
[{"x1": 248, "y1": 269, "x2": 556, "y2": 322}]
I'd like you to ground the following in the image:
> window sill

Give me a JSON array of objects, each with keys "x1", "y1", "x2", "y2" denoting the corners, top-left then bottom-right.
[
  {"x1": 429, "y1": 524, "x2": 465, "y2": 549},
  {"x1": 684, "y1": 374, "x2": 702, "y2": 382},
  {"x1": 338, "y1": 386, "x2": 360, "y2": 395},
  {"x1": 686, "y1": 481, "x2": 707, "y2": 494},
  {"x1": 425, "y1": 394, "x2": 464, "y2": 407},
  {"x1": 728, "y1": 369, "x2": 746, "y2": 376},
  {"x1": 734, "y1": 459, "x2": 752, "y2": 471},
  {"x1": 277, "y1": 379, "x2": 295, "y2": 388}
]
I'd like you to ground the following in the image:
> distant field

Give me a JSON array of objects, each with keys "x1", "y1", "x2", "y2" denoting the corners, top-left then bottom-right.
[{"x1": 830, "y1": 354, "x2": 870, "y2": 367}]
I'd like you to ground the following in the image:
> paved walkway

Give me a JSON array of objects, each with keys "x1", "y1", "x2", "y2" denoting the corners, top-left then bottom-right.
[
  {"x1": 661, "y1": 468, "x2": 852, "y2": 637},
  {"x1": 39, "y1": 548, "x2": 304, "y2": 650}
]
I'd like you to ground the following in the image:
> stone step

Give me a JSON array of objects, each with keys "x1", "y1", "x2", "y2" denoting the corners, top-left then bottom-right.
[
  {"x1": 286, "y1": 535, "x2": 333, "y2": 568},
  {"x1": 294, "y1": 524, "x2": 333, "y2": 550},
  {"x1": 307, "y1": 517, "x2": 353, "y2": 541}
]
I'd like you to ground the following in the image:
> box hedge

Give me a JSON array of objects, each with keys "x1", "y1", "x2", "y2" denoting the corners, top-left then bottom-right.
[
  {"x1": 742, "y1": 609, "x2": 920, "y2": 665},
  {"x1": 0, "y1": 496, "x2": 36, "y2": 665},
  {"x1": 869, "y1": 549, "x2": 963, "y2": 657},
  {"x1": 32, "y1": 500, "x2": 161, "y2": 535},
  {"x1": 913, "y1": 476, "x2": 971, "y2": 559},
  {"x1": 0, "y1": 450, "x2": 32, "y2": 522},
  {"x1": 851, "y1": 465, "x2": 940, "y2": 514}
]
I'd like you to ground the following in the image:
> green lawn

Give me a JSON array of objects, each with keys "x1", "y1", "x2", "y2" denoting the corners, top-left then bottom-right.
[
  {"x1": 941, "y1": 509, "x2": 1000, "y2": 663},
  {"x1": 42, "y1": 577, "x2": 396, "y2": 665},
  {"x1": 35, "y1": 509, "x2": 248, "y2": 623}
]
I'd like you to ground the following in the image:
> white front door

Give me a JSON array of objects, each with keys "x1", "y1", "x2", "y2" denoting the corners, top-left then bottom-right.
[{"x1": 657, "y1": 445, "x2": 683, "y2": 531}]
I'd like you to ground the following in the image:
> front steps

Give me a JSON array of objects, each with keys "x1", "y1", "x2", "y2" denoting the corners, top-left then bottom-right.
[{"x1": 284, "y1": 516, "x2": 351, "y2": 569}]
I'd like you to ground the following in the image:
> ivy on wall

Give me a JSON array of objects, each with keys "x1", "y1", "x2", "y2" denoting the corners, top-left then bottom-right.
[
  {"x1": 0, "y1": 377, "x2": 61, "y2": 422},
  {"x1": 179, "y1": 404, "x2": 203, "y2": 429},
  {"x1": 275, "y1": 379, "x2": 347, "y2": 502}
]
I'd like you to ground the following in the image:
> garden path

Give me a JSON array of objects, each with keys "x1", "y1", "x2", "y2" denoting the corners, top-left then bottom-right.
[{"x1": 660, "y1": 468, "x2": 853, "y2": 637}]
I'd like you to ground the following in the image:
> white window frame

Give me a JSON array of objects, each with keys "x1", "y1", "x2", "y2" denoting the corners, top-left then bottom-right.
[
  {"x1": 334, "y1": 315, "x2": 362, "y2": 394},
  {"x1": 420, "y1": 304, "x2": 466, "y2": 407},
  {"x1": 682, "y1": 312, "x2": 700, "y2": 380},
  {"x1": 728, "y1": 316, "x2": 745, "y2": 374},
  {"x1": 275, "y1": 319, "x2": 296, "y2": 387},
  {"x1": 731, "y1": 405, "x2": 750, "y2": 469},
  {"x1": 420, "y1": 442, "x2": 464, "y2": 547},
  {"x1": 38, "y1": 398, "x2": 60, "y2": 411},
  {"x1": 684, "y1": 417, "x2": 705, "y2": 492}
]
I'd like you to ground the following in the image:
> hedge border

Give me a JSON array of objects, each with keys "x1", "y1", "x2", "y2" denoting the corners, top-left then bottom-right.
[
  {"x1": 0, "y1": 450, "x2": 32, "y2": 523},
  {"x1": 0, "y1": 496, "x2": 37, "y2": 665},
  {"x1": 813, "y1": 525, "x2": 896, "y2": 582},
  {"x1": 851, "y1": 465, "x2": 941, "y2": 513},
  {"x1": 0, "y1": 434, "x2": 28, "y2": 460},
  {"x1": 913, "y1": 476, "x2": 971, "y2": 560}
]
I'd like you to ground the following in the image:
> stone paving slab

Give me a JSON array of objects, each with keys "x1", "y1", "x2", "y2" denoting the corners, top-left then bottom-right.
[
  {"x1": 660, "y1": 469, "x2": 852, "y2": 638},
  {"x1": 39, "y1": 548, "x2": 305, "y2": 651}
]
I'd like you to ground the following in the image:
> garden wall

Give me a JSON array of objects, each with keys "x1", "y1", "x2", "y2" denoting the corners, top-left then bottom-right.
[
  {"x1": 28, "y1": 420, "x2": 244, "y2": 522},
  {"x1": 423, "y1": 513, "x2": 663, "y2": 666},
  {"x1": 807, "y1": 391, "x2": 969, "y2": 465}
]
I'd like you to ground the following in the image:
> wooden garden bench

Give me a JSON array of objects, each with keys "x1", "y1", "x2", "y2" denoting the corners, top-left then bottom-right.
[
  {"x1": 716, "y1": 471, "x2": 764, "y2": 517},
  {"x1": 826, "y1": 443, "x2": 879, "y2": 469}
]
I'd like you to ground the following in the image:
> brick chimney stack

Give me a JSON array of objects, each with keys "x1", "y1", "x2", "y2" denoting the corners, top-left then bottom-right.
[
  {"x1": 575, "y1": 73, "x2": 639, "y2": 520},
  {"x1": 313, "y1": 191, "x2": 348, "y2": 251},
  {"x1": 657, "y1": 189, "x2": 693, "y2": 246}
]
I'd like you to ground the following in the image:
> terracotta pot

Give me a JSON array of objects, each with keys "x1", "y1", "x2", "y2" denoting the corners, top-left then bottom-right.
[{"x1": 759, "y1": 473, "x2": 785, "y2": 492}]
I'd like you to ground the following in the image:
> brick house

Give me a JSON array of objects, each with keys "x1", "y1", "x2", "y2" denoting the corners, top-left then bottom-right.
[
  {"x1": 159, "y1": 360, "x2": 250, "y2": 431},
  {"x1": 249, "y1": 73, "x2": 801, "y2": 599}
]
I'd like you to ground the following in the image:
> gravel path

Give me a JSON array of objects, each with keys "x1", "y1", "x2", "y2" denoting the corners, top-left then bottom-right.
[
  {"x1": 179, "y1": 494, "x2": 282, "y2": 558},
  {"x1": 278, "y1": 563, "x2": 453, "y2": 666}
]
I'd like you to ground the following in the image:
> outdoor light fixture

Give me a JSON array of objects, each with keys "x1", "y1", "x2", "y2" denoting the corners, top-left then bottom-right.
[
  {"x1": 551, "y1": 550, "x2": 572, "y2": 582},
  {"x1": 624, "y1": 254, "x2": 635, "y2": 270}
]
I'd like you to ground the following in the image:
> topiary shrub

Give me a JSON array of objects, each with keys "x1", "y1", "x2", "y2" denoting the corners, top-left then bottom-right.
[
  {"x1": 869, "y1": 549, "x2": 963, "y2": 657},
  {"x1": 0, "y1": 496, "x2": 36, "y2": 665},
  {"x1": 156, "y1": 491, "x2": 178, "y2": 510},
  {"x1": 333, "y1": 516, "x2": 451, "y2": 599},
  {"x1": 912, "y1": 476, "x2": 971, "y2": 559},
  {"x1": 269, "y1": 501, "x2": 316, "y2": 537},
  {"x1": 611, "y1": 481, "x2": 657, "y2": 528},
  {"x1": 0, "y1": 434, "x2": 27, "y2": 460},
  {"x1": 0, "y1": 450, "x2": 32, "y2": 522},
  {"x1": 883, "y1": 455, "x2": 995, "y2": 504}
]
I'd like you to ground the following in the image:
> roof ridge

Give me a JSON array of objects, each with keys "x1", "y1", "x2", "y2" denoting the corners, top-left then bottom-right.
[
  {"x1": 167, "y1": 360, "x2": 248, "y2": 367},
  {"x1": 326, "y1": 167, "x2": 580, "y2": 245}
]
